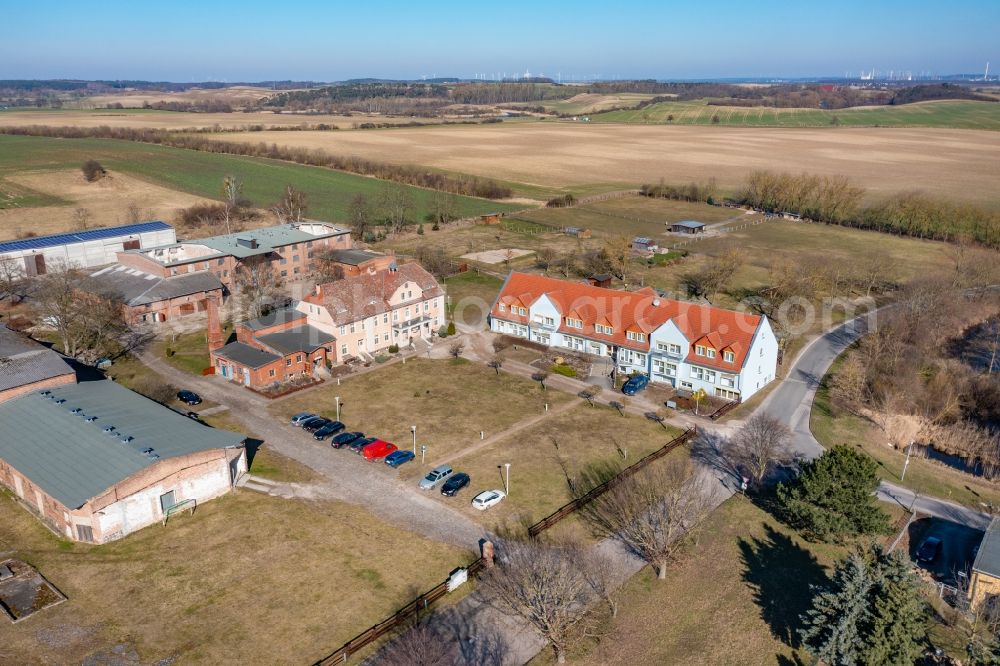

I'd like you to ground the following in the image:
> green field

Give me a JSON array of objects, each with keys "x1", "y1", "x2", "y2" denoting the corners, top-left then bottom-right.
[
  {"x1": 591, "y1": 99, "x2": 1000, "y2": 129},
  {"x1": 0, "y1": 134, "x2": 521, "y2": 222}
]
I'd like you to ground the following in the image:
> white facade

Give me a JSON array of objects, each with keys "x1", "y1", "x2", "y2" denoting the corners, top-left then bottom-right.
[{"x1": 0, "y1": 224, "x2": 176, "y2": 276}]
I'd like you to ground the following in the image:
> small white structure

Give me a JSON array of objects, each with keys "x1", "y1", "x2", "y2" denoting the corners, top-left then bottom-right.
[{"x1": 0, "y1": 221, "x2": 175, "y2": 276}]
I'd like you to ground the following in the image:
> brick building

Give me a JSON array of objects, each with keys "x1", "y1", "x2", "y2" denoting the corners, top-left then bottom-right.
[
  {"x1": 85, "y1": 264, "x2": 225, "y2": 324},
  {"x1": 0, "y1": 325, "x2": 76, "y2": 403}
]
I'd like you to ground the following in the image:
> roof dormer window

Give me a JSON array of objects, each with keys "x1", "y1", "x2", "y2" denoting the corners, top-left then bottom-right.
[
  {"x1": 706, "y1": 349, "x2": 716, "y2": 359},
  {"x1": 695, "y1": 345, "x2": 706, "y2": 356},
  {"x1": 627, "y1": 331, "x2": 645, "y2": 342},
  {"x1": 724, "y1": 351, "x2": 735, "y2": 363}
]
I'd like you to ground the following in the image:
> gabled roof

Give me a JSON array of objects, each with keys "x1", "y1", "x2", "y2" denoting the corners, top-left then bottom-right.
[
  {"x1": 86, "y1": 265, "x2": 223, "y2": 306},
  {"x1": 0, "y1": 326, "x2": 74, "y2": 395},
  {"x1": 257, "y1": 326, "x2": 335, "y2": 355},
  {"x1": 0, "y1": 221, "x2": 172, "y2": 254},
  {"x1": 671, "y1": 220, "x2": 705, "y2": 229},
  {"x1": 307, "y1": 263, "x2": 443, "y2": 326},
  {"x1": 974, "y1": 517, "x2": 1000, "y2": 578},
  {"x1": 242, "y1": 308, "x2": 306, "y2": 331},
  {"x1": 491, "y1": 272, "x2": 763, "y2": 363},
  {"x1": 0, "y1": 380, "x2": 244, "y2": 509},
  {"x1": 213, "y1": 342, "x2": 281, "y2": 369}
]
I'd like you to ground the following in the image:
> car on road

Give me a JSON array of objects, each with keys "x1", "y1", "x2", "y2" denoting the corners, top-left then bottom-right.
[
  {"x1": 290, "y1": 412, "x2": 316, "y2": 426},
  {"x1": 362, "y1": 439, "x2": 397, "y2": 461},
  {"x1": 916, "y1": 536, "x2": 943, "y2": 563},
  {"x1": 622, "y1": 374, "x2": 649, "y2": 396},
  {"x1": 441, "y1": 473, "x2": 470, "y2": 497},
  {"x1": 303, "y1": 417, "x2": 332, "y2": 433},
  {"x1": 348, "y1": 437, "x2": 376, "y2": 454},
  {"x1": 330, "y1": 431, "x2": 363, "y2": 448},
  {"x1": 385, "y1": 450, "x2": 415, "y2": 468},
  {"x1": 419, "y1": 465, "x2": 454, "y2": 490},
  {"x1": 313, "y1": 421, "x2": 346, "y2": 440},
  {"x1": 472, "y1": 489, "x2": 506, "y2": 510},
  {"x1": 177, "y1": 390, "x2": 202, "y2": 406}
]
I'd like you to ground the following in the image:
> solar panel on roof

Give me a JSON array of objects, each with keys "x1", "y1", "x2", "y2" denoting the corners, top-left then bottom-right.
[{"x1": 0, "y1": 221, "x2": 171, "y2": 254}]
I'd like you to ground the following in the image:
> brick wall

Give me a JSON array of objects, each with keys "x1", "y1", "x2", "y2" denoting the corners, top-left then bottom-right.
[{"x1": 0, "y1": 372, "x2": 76, "y2": 405}]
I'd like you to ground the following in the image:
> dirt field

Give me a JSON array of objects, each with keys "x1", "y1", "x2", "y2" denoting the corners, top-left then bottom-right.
[
  {"x1": 459, "y1": 248, "x2": 534, "y2": 264},
  {"x1": 208, "y1": 124, "x2": 1000, "y2": 205},
  {"x1": 0, "y1": 169, "x2": 212, "y2": 240},
  {"x1": 66, "y1": 85, "x2": 277, "y2": 109}
]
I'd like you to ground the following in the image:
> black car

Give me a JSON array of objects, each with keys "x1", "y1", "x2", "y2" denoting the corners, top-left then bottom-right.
[
  {"x1": 313, "y1": 421, "x2": 347, "y2": 440},
  {"x1": 330, "y1": 431, "x2": 363, "y2": 448},
  {"x1": 916, "y1": 536, "x2": 943, "y2": 563},
  {"x1": 303, "y1": 418, "x2": 332, "y2": 433},
  {"x1": 177, "y1": 390, "x2": 202, "y2": 406},
  {"x1": 348, "y1": 437, "x2": 376, "y2": 454},
  {"x1": 440, "y1": 472, "x2": 471, "y2": 497},
  {"x1": 299, "y1": 416, "x2": 327, "y2": 430}
]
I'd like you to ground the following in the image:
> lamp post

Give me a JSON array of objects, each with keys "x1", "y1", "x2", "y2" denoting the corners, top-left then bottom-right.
[
  {"x1": 411, "y1": 425, "x2": 417, "y2": 454},
  {"x1": 901, "y1": 440, "x2": 914, "y2": 481},
  {"x1": 335, "y1": 396, "x2": 341, "y2": 422},
  {"x1": 421, "y1": 444, "x2": 428, "y2": 464},
  {"x1": 504, "y1": 463, "x2": 511, "y2": 494}
]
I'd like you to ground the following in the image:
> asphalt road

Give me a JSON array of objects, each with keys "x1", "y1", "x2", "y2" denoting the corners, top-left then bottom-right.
[{"x1": 908, "y1": 516, "x2": 985, "y2": 584}]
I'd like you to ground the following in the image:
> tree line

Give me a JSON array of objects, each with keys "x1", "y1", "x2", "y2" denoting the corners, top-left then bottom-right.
[{"x1": 0, "y1": 125, "x2": 514, "y2": 199}]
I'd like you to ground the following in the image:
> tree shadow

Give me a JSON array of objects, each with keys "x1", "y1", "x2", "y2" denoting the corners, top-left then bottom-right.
[
  {"x1": 775, "y1": 654, "x2": 809, "y2": 666},
  {"x1": 690, "y1": 430, "x2": 742, "y2": 491},
  {"x1": 739, "y1": 523, "x2": 828, "y2": 650}
]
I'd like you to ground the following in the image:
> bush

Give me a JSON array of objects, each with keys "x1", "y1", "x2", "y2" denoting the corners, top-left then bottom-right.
[
  {"x1": 546, "y1": 194, "x2": 577, "y2": 208},
  {"x1": 447, "y1": 321, "x2": 456, "y2": 336},
  {"x1": 438, "y1": 325, "x2": 449, "y2": 338},
  {"x1": 550, "y1": 364, "x2": 577, "y2": 378},
  {"x1": 81, "y1": 160, "x2": 106, "y2": 182},
  {"x1": 374, "y1": 354, "x2": 390, "y2": 364},
  {"x1": 388, "y1": 344, "x2": 400, "y2": 353}
]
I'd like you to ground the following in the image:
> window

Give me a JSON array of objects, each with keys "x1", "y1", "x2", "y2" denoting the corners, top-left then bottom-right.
[
  {"x1": 681, "y1": 381, "x2": 693, "y2": 389},
  {"x1": 691, "y1": 366, "x2": 704, "y2": 380},
  {"x1": 280, "y1": 270, "x2": 288, "y2": 277},
  {"x1": 307, "y1": 251, "x2": 314, "y2": 258},
  {"x1": 424, "y1": 302, "x2": 429, "y2": 312},
  {"x1": 499, "y1": 303, "x2": 506, "y2": 312},
  {"x1": 280, "y1": 257, "x2": 287, "y2": 265},
  {"x1": 405, "y1": 307, "x2": 410, "y2": 318},
  {"x1": 706, "y1": 349, "x2": 716, "y2": 359},
  {"x1": 695, "y1": 345, "x2": 705, "y2": 356},
  {"x1": 627, "y1": 331, "x2": 645, "y2": 342},
  {"x1": 724, "y1": 351, "x2": 735, "y2": 363},
  {"x1": 654, "y1": 359, "x2": 677, "y2": 376},
  {"x1": 223, "y1": 270, "x2": 228, "y2": 277},
  {"x1": 291, "y1": 243, "x2": 298, "y2": 249},
  {"x1": 565, "y1": 317, "x2": 583, "y2": 329},
  {"x1": 293, "y1": 255, "x2": 300, "y2": 262},
  {"x1": 544, "y1": 316, "x2": 555, "y2": 326},
  {"x1": 350, "y1": 323, "x2": 356, "y2": 333},
  {"x1": 339, "y1": 325, "x2": 346, "y2": 335},
  {"x1": 217, "y1": 258, "x2": 225, "y2": 266},
  {"x1": 293, "y1": 267, "x2": 300, "y2": 274},
  {"x1": 596, "y1": 324, "x2": 614, "y2": 335},
  {"x1": 286, "y1": 358, "x2": 292, "y2": 367},
  {"x1": 269, "y1": 369, "x2": 276, "y2": 377},
  {"x1": 341, "y1": 344, "x2": 348, "y2": 355},
  {"x1": 518, "y1": 307, "x2": 527, "y2": 316},
  {"x1": 383, "y1": 314, "x2": 389, "y2": 323},
  {"x1": 634, "y1": 352, "x2": 647, "y2": 365},
  {"x1": 720, "y1": 374, "x2": 736, "y2": 387},
  {"x1": 705, "y1": 370, "x2": 716, "y2": 383},
  {"x1": 296, "y1": 354, "x2": 302, "y2": 363},
  {"x1": 716, "y1": 388, "x2": 740, "y2": 400},
  {"x1": 537, "y1": 333, "x2": 550, "y2": 345},
  {"x1": 760, "y1": 347, "x2": 764, "y2": 357},
  {"x1": 384, "y1": 333, "x2": 389, "y2": 342}
]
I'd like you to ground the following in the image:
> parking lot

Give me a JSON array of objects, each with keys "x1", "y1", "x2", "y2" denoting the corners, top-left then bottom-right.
[{"x1": 907, "y1": 516, "x2": 985, "y2": 584}]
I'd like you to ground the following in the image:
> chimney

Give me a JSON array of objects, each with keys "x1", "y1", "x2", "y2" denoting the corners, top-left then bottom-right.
[{"x1": 206, "y1": 296, "x2": 224, "y2": 353}]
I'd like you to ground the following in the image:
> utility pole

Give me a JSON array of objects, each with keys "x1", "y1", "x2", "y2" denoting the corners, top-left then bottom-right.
[
  {"x1": 411, "y1": 425, "x2": 417, "y2": 454},
  {"x1": 901, "y1": 440, "x2": 914, "y2": 481},
  {"x1": 504, "y1": 463, "x2": 511, "y2": 494}
]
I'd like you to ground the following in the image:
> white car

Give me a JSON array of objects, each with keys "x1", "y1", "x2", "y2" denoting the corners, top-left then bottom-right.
[{"x1": 472, "y1": 489, "x2": 506, "y2": 510}]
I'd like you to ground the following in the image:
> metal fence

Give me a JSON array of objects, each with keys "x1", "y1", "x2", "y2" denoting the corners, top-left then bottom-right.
[
  {"x1": 314, "y1": 556, "x2": 488, "y2": 665},
  {"x1": 527, "y1": 427, "x2": 698, "y2": 538}
]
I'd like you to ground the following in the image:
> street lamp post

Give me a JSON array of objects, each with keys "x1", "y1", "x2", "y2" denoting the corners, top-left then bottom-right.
[
  {"x1": 504, "y1": 463, "x2": 511, "y2": 494},
  {"x1": 901, "y1": 440, "x2": 914, "y2": 481},
  {"x1": 335, "y1": 396, "x2": 341, "y2": 422},
  {"x1": 411, "y1": 425, "x2": 417, "y2": 454},
  {"x1": 421, "y1": 444, "x2": 428, "y2": 464}
]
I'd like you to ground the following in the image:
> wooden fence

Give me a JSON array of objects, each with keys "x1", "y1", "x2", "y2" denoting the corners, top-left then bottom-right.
[
  {"x1": 708, "y1": 398, "x2": 742, "y2": 421},
  {"x1": 527, "y1": 427, "x2": 698, "y2": 538},
  {"x1": 315, "y1": 556, "x2": 488, "y2": 665}
]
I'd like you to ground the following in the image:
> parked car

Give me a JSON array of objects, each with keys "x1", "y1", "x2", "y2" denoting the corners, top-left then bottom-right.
[
  {"x1": 472, "y1": 489, "x2": 506, "y2": 510},
  {"x1": 348, "y1": 437, "x2": 376, "y2": 454},
  {"x1": 385, "y1": 450, "x2": 415, "y2": 468},
  {"x1": 916, "y1": 536, "x2": 943, "y2": 563},
  {"x1": 362, "y1": 439, "x2": 398, "y2": 461},
  {"x1": 299, "y1": 416, "x2": 327, "y2": 430},
  {"x1": 290, "y1": 412, "x2": 316, "y2": 426},
  {"x1": 419, "y1": 465, "x2": 454, "y2": 490},
  {"x1": 330, "y1": 431, "x2": 363, "y2": 448},
  {"x1": 313, "y1": 421, "x2": 347, "y2": 440},
  {"x1": 177, "y1": 390, "x2": 202, "y2": 406},
  {"x1": 303, "y1": 417, "x2": 332, "y2": 433},
  {"x1": 621, "y1": 374, "x2": 649, "y2": 396},
  {"x1": 441, "y1": 473, "x2": 470, "y2": 497}
]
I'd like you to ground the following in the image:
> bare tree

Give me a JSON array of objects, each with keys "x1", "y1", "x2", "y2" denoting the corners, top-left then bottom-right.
[
  {"x1": 272, "y1": 185, "x2": 308, "y2": 223},
  {"x1": 0, "y1": 258, "x2": 28, "y2": 304},
  {"x1": 488, "y1": 350, "x2": 505, "y2": 375},
  {"x1": 580, "y1": 458, "x2": 712, "y2": 579},
  {"x1": 347, "y1": 193, "x2": 372, "y2": 240},
  {"x1": 124, "y1": 202, "x2": 142, "y2": 225},
  {"x1": 233, "y1": 256, "x2": 283, "y2": 320},
  {"x1": 603, "y1": 235, "x2": 632, "y2": 285},
  {"x1": 369, "y1": 617, "x2": 453, "y2": 666},
  {"x1": 449, "y1": 341, "x2": 465, "y2": 358},
  {"x1": 582, "y1": 549, "x2": 624, "y2": 619},
  {"x1": 221, "y1": 175, "x2": 244, "y2": 234},
  {"x1": 532, "y1": 371, "x2": 549, "y2": 391},
  {"x1": 72, "y1": 206, "x2": 92, "y2": 230},
  {"x1": 379, "y1": 184, "x2": 415, "y2": 234},
  {"x1": 31, "y1": 266, "x2": 87, "y2": 357},
  {"x1": 731, "y1": 412, "x2": 791, "y2": 487},
  {"x1": 312, "y1": 249, "x2": 346, "y2": 284},
  {"x1": 476, "y1": 540, "x2": 597, "y2": 664}
]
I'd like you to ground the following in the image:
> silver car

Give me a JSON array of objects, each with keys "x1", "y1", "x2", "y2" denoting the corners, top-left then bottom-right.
[{"x1": 419, "y1": 464, "x2": 453, "y2": 490}]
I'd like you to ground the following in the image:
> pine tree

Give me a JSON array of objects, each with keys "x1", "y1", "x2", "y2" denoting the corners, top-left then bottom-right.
[
  {"x1": 859, "y1": 544, "x2": 926, "y2": 666},
  {"x1": 778, "y1": 445, "x2": 890, "y2": 542},
  {"x1": 800, "y1": 552, "x2": 873, "y2": 665}
]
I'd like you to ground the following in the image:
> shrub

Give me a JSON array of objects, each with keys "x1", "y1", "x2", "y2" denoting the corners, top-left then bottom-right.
[
  {"x1": 81, "y1": 160, "x2": 106, "y2": 182},
  {"x1": 550, "y1": 364, "x2": 577, "y2": 378},
  {"x1": 438, "y1": 325, "x2": 449, "y2": 338},
  {"x1": 447, "y1": 321, "x2": 456, "y2": 336},
  {"x1": 374, "y1": 354, "x2": 390, "y2": 364},
  {"x1": 546, "y1": 194, "x2": 577, "y2": 208},
  {"x1": 388, "y1": 344, "x2": 400, "y2": 353}
]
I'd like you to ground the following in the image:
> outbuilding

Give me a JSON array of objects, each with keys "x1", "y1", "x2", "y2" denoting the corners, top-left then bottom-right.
[{"x1": 669, "y1": 220, "x2": 706, "y2": 234}]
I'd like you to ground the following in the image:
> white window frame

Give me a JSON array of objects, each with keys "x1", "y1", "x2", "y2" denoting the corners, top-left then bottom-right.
[
  {"x1": 707, "y1": 349, "x2": 716, "y2": 359},
  {"x1": 724, "y1": 351, "x2": 735, "y2": 363},
  {"x1": 695, "y1": 345, "x2": 706, "y2": 356},
  {"x1": 627, "y1": 331, "x2": 645, "y2": 342},
  {"x1": 499, "y1": 303, "x2": 506, "y2": 312}
]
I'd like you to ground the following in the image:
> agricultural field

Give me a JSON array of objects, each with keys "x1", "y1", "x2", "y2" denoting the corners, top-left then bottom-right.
[
  {"x1": 592, "y1": 98, "x2": 1000, "y2": 130},
  {"x1": 0, "y1": 134, "x2": 520, "y2": 240},
  {"x1": 208, "y1": 123, "x2": 1000, "y2": 206},
  {"x1": 513, "y1": 92, "x2": 663, "y2": 116},
  {"x1": 0, "y1": 480, "x2": 464, "y2": 664}
]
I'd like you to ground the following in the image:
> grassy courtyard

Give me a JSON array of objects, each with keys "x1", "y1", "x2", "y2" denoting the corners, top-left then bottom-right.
[
  {"x1": 269, "y1": 357, "x2": 574, "y2": 467},
  {"x1": 0, "y1": 488, "x2": 464, "y2": 665}
]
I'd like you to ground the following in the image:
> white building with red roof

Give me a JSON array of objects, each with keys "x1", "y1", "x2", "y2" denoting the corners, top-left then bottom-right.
[{"x1": 489, "y1": 272, "x2": 778, "y2": 400}]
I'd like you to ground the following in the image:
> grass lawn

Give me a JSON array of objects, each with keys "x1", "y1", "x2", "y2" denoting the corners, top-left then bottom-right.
[
  {"x1": 811, "y1": 355, "x2": 1000, "y2": 509},
  {"x1": 0, "y1": 488, "x2": 464, "y2": 665},
  {"x1": 269, "y1": 357, "x2": 574, "y2": 468},
  {"x1": 0, "y1": 134, "x2": 520, "y2": 223},
  {"x1": 156, "y1": 324, "x2": 233, "y2": 376},
  {"x1": 592, "y1": 98, "x2": 1000, "y2": 130},
  {"x1": 530, "y1": 496, "x2": 918, "y2": 666},
  {"x1": 197, "y1": 411, "x2": 317, "y2": 484},
  {"x1": 441, "y1": 403, "x2": 686, "y2": 530}
]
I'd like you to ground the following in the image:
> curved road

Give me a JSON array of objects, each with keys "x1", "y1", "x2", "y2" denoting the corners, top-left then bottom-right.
[{"x1": 757, "y1": 311, "x2": 991, "y2": 530}]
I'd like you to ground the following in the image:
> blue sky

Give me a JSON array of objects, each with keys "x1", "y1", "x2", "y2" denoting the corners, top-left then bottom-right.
[{"x1": 1, "y1": 0, "x2": 996, "y2": 81}]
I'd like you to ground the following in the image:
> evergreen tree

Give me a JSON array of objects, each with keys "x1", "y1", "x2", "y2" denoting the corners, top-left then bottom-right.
[
  {"x1": 859, "y1": 544, "x2": 926, "y2": 666},
  {"x1": 800, "y1": 553, "x2": 873, "y2": 665},
  {"x1": 777, "y1": 445, "x2": 890, "y2": 542}
]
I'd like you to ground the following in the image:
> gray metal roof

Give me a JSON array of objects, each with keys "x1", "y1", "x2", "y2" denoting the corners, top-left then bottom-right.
[
  {"x1": 672, "y1": 220, "x2": 705, "y2": 229},
  {"x1": 86, "y1": 265, "x2": 223, "y2": 306},
  {"x1": 0, "y1": 221, "x2": 172, "y2": 254},
  {"x1": 973, "y1": 517, "x2": 1000, "y2": 578},
  {"x1": 256, "y1": 325, "x2": 335, "y2": 355},
  {"x1": 0, "y1": 326, "x2": 74, "y2": 393},
  {"x1": 143, "y1": 222, "x2": 349, "y2": 264},
  {"x1": 243, "y1": 308, "x2": 305, "y2": 331},
  {"x1": 324, "y1": 249, "x2": 384, "y2": 266},
  {"x1": 0, "y1": 380, "x2": 244, "y2": 509},
  {"x1": 213, "y1": 342, "x2": 281, "y2": 369}
]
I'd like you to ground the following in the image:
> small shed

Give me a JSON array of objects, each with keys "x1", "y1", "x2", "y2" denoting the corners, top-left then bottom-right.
[
  {"x1": 669, "y1": 220, "x2": 706, "y2": 234},
  {"x1": 632, "y1": 237, "x2": 659, "y2": 254},
  {"x1": 564, "y1": 227, "x2": 592, "y2": 239},
  {"x1": 587, "y1": 273, "x2": 613, "y2": 288},
  {"x1": 479, "y1": 213, "x2": 502, "y2": 225}
]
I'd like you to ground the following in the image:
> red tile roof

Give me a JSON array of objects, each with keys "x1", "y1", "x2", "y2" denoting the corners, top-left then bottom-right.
[{"x1": 492, "y1": 272, "x2": 763, "y2": 370}]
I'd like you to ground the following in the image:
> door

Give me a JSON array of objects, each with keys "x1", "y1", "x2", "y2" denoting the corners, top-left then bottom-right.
[
  {"x1": 242, "y1": 368, "x2": 250, "y2": 386},
  {"x1": 159, "y1": 491, "x2": 175, "y2": 513}
]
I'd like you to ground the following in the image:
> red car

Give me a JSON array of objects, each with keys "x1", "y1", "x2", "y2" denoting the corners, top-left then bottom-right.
[{"x1": 361, "y1": 439, "x2": 397, "y2": 461}]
